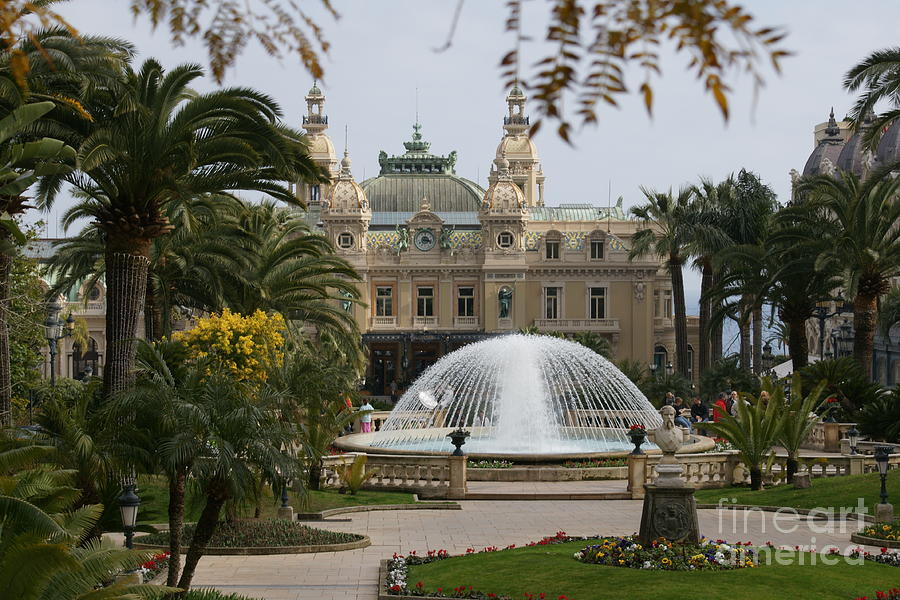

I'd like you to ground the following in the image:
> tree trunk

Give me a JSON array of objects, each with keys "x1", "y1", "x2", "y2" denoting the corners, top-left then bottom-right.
[
  {"x1": 102, "y1": 238, "x2": 151, "y2": 398},
  {"x1": 786, "y1": 317, "x2": 809, "y2": 370},
  {"x1": 166, "y1": 471, "x2": 186, "y2": 587},
  {"x1": 786, "y1": 456, "x2": 799, "y2": 483},
  {"x1": 308, "y1": 460, "x2": 322, "y2": 491},
  {"x1": 144, "y1": 277, "x2": 163, "y2": 342},
  {"x1": 711, "y1": 270, "x2": 723, "y2": 363},
  {"x1": 698, "y1": 259, "x2": 712, "y2": 376},
  {"x1": 0, "y1": 242, "x2": 11, "y2": 427},
  {"x1": 739, "y1": 297, "x2": 751, "y2": 371},
  {"x1": 670, "y1": 258, "x2": 690, "y2": 379},
  {"x1": 752, "y1": 306, "x2": 763, "y2": 374},
  {"x1": 853, "y1": 293, "x2": 878, "y2": 380},
  {"x1": 749, "y1": 466, "x2": 762, "y2": 491},
  {"x1": 177, "y1": 485, "x2": 227, "y2": 591}
]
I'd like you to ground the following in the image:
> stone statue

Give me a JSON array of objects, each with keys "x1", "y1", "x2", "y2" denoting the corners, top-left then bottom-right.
[
  {"x1": 396, "y1": 225, "x2": 409, "y2": 253},
  {"x1": 448, "y1": 150, "x2": 458, "y2": 172},
  {"x1": 439, "y1": 226, "x2": 453, "y2": 250},
  {"x1": 820, "y1": 157, "x2": 835, "y2": 176},
  {"x1": 498, "y1": 286, "x2": 513, "y2": 319},
  {"x1": 633, "y1": 282, "x2": 645, "y2": 303},
  {"x1": 653, "y1": 405, "x2": 685, "y2": 486},
  {"x1": 863, "y1": 150, "x2": 877, "y2": 172},
  {"x1": 339, "y1": 289, "x2": 353, "y2": 313},
  {"x1": 789, "y1": 168, "x2": 800, "y2": 186}
]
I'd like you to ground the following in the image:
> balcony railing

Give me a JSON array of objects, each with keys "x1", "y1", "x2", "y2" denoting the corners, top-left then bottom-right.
[
  {"x1": 372, "y1": 316, "x2": 397, "y2": 328},
  {"x1": 654, "y1": 317, "x2": 673, "y2": 329},
  {"x1": 302, "y1": 115, "x2": 328, "y2": 125},
  {"x1": 67, "y1": 301, "x2": 105, "y2": 313},
  {"x1": 414, "y1": 316, "x2": 439, "y2": 327},
  {"x1": 533, "y1": 318, "x2": 620, "y2": 332},
  {"x1": 454, "y1": 316, "x2": 479, "y2": 329},
  {"x1": 503, "y1": 115, "x2": 529, "y2": 125}
]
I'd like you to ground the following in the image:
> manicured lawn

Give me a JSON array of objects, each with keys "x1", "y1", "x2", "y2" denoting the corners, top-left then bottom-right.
[
  {"x1": 134, "y1": 476, "x2": 419, "y2": 526},
  {"x1": 693, "y1": 469, "x2": 900, "y2": 513},
  {"x1": 407, "y1": 540, "x2": 899, "y2": 600},
  {"x1": 136, "y1": 519, "x2": 363, "y2": 547}
]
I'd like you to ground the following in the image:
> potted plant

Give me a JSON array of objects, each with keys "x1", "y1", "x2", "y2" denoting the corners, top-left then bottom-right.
[{"x1": 627, "y1": 424, "x2": 647, "y2": 455}]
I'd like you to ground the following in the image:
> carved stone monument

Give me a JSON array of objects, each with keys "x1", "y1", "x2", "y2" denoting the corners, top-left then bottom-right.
[{"x1": 638, "y1": 405, "x2": 701, "y2": 544}]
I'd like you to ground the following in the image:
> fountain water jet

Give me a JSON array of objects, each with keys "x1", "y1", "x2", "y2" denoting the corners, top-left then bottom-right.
[{"x1": 349, "y1": 335, "x2": 666, "y2": 458}]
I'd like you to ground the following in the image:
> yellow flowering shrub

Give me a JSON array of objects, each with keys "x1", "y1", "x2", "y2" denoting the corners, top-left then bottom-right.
[{"x1": 174, "y1": 308, "x2": 285, "y2": 384}]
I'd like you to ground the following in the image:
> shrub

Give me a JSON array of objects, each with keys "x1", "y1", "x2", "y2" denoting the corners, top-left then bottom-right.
[
  {"x1": 699, "y1": 356, "x2": 760, "y2": 401},
  {"x1": 337, "y1": 455, "x2": 377, "y2": 494},
  {"x1": 136, "y1": 519, "x2": 363, "y2": 548},
  {"x1": 799, "y1": 357, "x2": 885, "y2": 420},
  {"x1": 857, "y1": 387, "x2": 900, "y2": 442}
]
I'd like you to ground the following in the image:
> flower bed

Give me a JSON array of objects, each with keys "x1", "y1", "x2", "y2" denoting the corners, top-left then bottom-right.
[
  {"x1": 136, "y1": 519, "x2": 363, "y2": 548},
  {"x1": 140, "y1": 550, "x2": 170, "y2": 582},
  {"x1": 852, "y1": 588, "x2": 900, "y2": 600},
  {"x1": 860, "y1": 523, "x2": 900, "y2": 543},
  {"x1": 574, "y1": 536, "x2": 757, "y2": 571},
  {"x1": 849, "y1": 546, "x2": 900, "y2": 568},
  {"x1": 561, "y1": 458, "x2": 626, "y2": 469}
]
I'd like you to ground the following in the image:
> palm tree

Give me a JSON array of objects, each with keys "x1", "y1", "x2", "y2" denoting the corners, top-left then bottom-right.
[
  {"x1": 689, "y1": 178, "x2": 733, "y2": 373},
  {"x1": 776, "y1": 376, "x2": 826, "y2": 481},
  {"x1": 37, "y1": 59, "x2": 327, "y2": 396},
  {"x1": 629, "y1": 187, "x2": 695, "y2": 378},
  {"x1": 702, "y1": 389, "x2": 782, "y2": 490},
  {"x1": 843, "y1": 47, "x2": 900, "y2": 150},
  {"x1": 571, "y1": 331, "x2": 613, "y2": 359},
  {"x1": 221, "y1": 201, "x2": 362, "y2": 351},
  {"x1": 0, "y1": 102, "x2": 74, "y2": 425},
  {"x1": 795, "y1": 170, "x2": 900, "y2": 378},
  {"x1": 176, "y1": 372, "x2": 300, "y2": 591}
]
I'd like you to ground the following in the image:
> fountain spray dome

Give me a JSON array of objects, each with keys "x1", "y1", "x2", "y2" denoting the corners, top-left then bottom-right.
[{"x1": 359, "y1": 335, "x2": 664, "y2": 458}]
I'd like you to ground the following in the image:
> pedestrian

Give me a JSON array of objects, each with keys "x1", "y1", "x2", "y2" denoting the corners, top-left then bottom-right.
[
  {"x1": 359, "y1": 399, "x2": 375, "y2": 433},
  {"x1": 728, "y1": 390, "x2": 743, "y2": 416},
  {"x1": 712, "y1": 392, "x2": 728, "y2": 422},
  {"x1": 663, "y1": 391, "x2": 675, "y2": 406},
  {"x1": 673, "y1": 397, "x2": 693, "y2": 432},
  {"x1": 389, "y1": 380, "x2": 398, "y2": 404},
  {"x1": 690, "y1": 396, "x2": 709, "y2": 423}
]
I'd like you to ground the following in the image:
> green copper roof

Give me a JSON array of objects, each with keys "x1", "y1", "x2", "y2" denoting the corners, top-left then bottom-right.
[
  {"x1": 530, "y1": 203, "x2": 627, "y2": 221},
  {"x1": 361, "y1": 174, "x2": 484, "y2": 213}
]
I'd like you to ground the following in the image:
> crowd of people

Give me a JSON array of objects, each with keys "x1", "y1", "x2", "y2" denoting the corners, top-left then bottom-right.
[{"x1": 662, "y1": 389, "x2": 749, "y2": 434}]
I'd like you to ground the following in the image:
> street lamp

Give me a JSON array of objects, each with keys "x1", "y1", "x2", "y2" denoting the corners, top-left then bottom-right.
[
  {"x1": 43, "y1": 300, "x2": 74, "y2": 386},
  {"x1": 847, "y1": 426, "x2": 860, "y2": 455},
  {"x1": 812, "y1": 298, "x2": 853, "y2": 360},
  {"x1": 665, "y1": 362, "x2": 673, "y2": 376},
  {"x1": 649, "y1": 362, "x2": 658, "y2": 378},
  {"x1": 874, "y1": 446, "x2": 892, "y2": 505},
  {"x1": 761, "y1": 342, "x2": 774, "y2": 374},
  {"x1": 117, "y1": 483, "x2": 141, "y2": 549}
]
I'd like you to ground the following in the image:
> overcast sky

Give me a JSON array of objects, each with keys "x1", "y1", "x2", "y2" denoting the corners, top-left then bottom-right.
[{"x1": 32, "y1": 0, "x2": 900, "y2": 340}]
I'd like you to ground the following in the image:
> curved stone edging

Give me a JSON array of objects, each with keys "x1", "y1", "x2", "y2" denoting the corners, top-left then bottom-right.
[
  {"x1": 133, "y1": 535, "x2": 370, "y2": 555},
  {"x1": 696, "y1": 503, "x2": 875, "y2": 523},
  {"x1": 467, "y1": 466, "x2": 627, "y2": 482},
  {"x1": 850, "y1": 532, "x2": 900, "y2": 548},
  {"x1": 297, "y1": 500, "x2": 460, "y2": 521}
]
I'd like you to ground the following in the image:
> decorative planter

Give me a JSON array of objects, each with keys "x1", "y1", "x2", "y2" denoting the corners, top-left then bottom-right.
[
  {"x1": 850, "y1": 532, "x2": 900, "y2": 549},
  {"x1": 447, "y1": 428, "x2": 471, "y2": 456},
  {"x1": 627, "y1": 428, "x2": 646, "y2": 455}
]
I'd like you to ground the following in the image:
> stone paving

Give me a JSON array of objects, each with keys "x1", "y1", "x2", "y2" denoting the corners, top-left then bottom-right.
[{"x1": 187, "y1": 493, "x2": 882, "y2": 600}]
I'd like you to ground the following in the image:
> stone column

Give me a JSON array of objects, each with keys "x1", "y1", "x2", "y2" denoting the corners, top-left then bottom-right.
[
  {"x1": 823, "y1": 423, "x2": 841, "y2": 452},
  {"x1": 447, "y1": 455, "x2": 467, "y2": 500},
  {"x1": 876, "y1": 503, "x2": 894, "y2": 524},
  {"x1": 848, "y1": 455, "x2": 865, "y2": 476},
  {"x1": 627, "y1": 454, "x2": 648, "y2": 499}
]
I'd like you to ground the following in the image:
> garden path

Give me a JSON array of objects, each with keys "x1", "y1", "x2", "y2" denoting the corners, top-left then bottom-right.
[{"x1": 186, "y1": 492, "x2": 882, "y2": 600}]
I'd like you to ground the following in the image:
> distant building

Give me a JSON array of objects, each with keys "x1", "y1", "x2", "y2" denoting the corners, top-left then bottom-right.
[{"x1": 300, "y1": 84, "x2": 695, "y2": 395}]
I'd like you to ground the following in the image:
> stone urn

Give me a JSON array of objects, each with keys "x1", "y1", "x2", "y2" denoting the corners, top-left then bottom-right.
[
  {"x1": 447, "y1": 428, "x2": 471, "y2": 456},
  {"x1": 627, "y1": 426, "x2": 647, "y2": 455}
]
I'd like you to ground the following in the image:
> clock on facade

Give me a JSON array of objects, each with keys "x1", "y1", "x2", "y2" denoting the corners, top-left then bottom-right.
[{"x1": 414, "y1": 228, "x2": 436, "y2": 251}]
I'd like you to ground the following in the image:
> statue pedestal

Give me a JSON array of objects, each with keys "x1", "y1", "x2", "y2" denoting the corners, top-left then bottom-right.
[{"x1": 638, "y1": 484, "x2": 700, "y2": 545}]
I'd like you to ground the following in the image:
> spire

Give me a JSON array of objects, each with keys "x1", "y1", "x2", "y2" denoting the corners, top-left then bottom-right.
[
  {"x1": 303, "y1": 81, "x2": 328, "y2": 135},
  {"x1": 824, "y1": 107, "x2": 841, "y2": 138},
  {"x1": 503, "y1": 86, "x2": 529, "y2": 135},
  {"x1": 403, "y1": 122, "x2": 432, "y2": 155}
]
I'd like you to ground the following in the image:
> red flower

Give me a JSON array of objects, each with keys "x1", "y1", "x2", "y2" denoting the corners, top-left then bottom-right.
[
  {"x1": 629, "y1": 424, "x2": 645, "y2": 431},
  {"x1": 390, "y1": 585, "x2": 401, "y2": 592}
]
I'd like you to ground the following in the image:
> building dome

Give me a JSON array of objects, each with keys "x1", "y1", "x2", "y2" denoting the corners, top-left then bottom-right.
[
  {"x1": 837, "y1": 111, "x2": 877, "y2": 176},
  {"x1": 876, "y1": 120, "x2": 900, "y2": 168},
  {"x1": 803, "y1": 109, "x2": 845, "y2": 176},
  {"x1": 482, "y1": 157, "x2": 525, "y2": 211},
  {"x1": 327, "y1": 151, "x2": 369, "y2": 211},
  {"x1": 308, "y1": 82, "x2": 322, "y2": 96},
  {"x1": 496, "y1": 134, "x2": 539, "y2": 162},
  {"x1": 309, "y1": 134, "x2": 336, "y2": 160},
  {"x1": 361, "y1": 123, "x2": 485, "y2": 212}
]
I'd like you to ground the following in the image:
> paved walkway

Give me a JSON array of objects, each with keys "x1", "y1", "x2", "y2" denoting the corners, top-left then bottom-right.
[{"x1": 186, "y1": 497, "x2": 881, "y2": 600}]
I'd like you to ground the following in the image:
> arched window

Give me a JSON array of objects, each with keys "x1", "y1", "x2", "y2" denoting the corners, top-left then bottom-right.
[
  {"x1": 653, "y1": 345, "x2": 668, "y2": 373},
  {"x1": 687, "y1": 344, "x2": 695, "y2": 379},
  {"x1": 72, "y1": 338, "x2": 100, "y2": 379},
  {"x1": 544, "y1": 230, "x2": 562, "y2": 260},
  {"x1": 588, "y1": 230, "x2": 606, "y2": 260}
]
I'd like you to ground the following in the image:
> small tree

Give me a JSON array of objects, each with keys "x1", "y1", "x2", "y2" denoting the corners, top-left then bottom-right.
[
  {"x1": 703, "y1": 390, "x2": 782, "y2": 490},
  {"x1": 775, "y1": 376, "x2": 826, "y2": 481}
]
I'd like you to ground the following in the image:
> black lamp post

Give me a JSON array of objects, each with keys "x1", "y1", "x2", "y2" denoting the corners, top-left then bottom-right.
[
  {"x1": 280, "y1": 482, "x2": 290, "y2": 508},
  {"x1": 665, "y1": 362, "x2": 674, "y2": 376},
  {"x1": 118, "y1": 483, "x2": 141, "y2": 549},
  {"x1": 875, "y1": 445, "x2": 893, "y2": 505},
  {"x1": 812, "y1": 298, "x2": 853, "y2": 360},
  {"x1": 761, "y1": 342, "x2": 774, "y2": 375},
  {"x1": 847, "y1": 426, "x2": 860, "y2": 455},
  {"x1": 43, "y1": 300, "x2": 74, "y2": 386},
  {"x1": 649, "y1": 363, "x2": 658, "y2": 378},
  {"x1": 447, "y1": 427, "x2": 470, "y2": 456}
]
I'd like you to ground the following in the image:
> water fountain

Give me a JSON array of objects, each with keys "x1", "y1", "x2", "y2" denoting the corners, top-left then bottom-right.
[{"x1": 336, "y1": 335, "x2": 703, "y2": 460}]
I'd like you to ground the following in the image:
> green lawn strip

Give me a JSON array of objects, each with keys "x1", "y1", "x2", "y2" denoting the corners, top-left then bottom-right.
[
  {"x1": 136, "y1": 520, "x2": 361, "y2": 547},
  {"x1": 134, "y1": 476, "x2": 418, "y2": 528},
  {"x1": 693, "y1": 469, "x2": 900, "y2": 513},
  {"x1": 407, "y1": 541, "x2": 897, "y2": 600}
]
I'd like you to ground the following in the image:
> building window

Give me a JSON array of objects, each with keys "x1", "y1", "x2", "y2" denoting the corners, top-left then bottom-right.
[
  {"x1": 589, "y1": 287, "x2": 606, "y2": 319},
  {"x1": 653, "y1": 345, "x2": 668, "y2": 372},
  {"x1": 590, "y1": 239, "x2": 604, "y2": 260},
  {"x1": 417, "y1": 286, "x2": 434, "y2": 317},
  {"x1": 310, "y1": 184, "x2": 320, "y2": 204},
  {"x1": 687, "y1": 344, "x2": 694, "y2": 379},
  {"x1": 544, "y1": 287, "x2": 561, "y2": 319},
  {"x1": 497, "y1": 231, "x2": 514, "y2": 249},
  {"x1": 545, "y1": 240, "x2": 560, "y2": 259},
  {"x1": 87, "y1": 286, "x2": 101, "y2": 301},
  {"x1": 655, "y1": 290, "x2": 672, "y2": 318},
  {"x1": 664, "y1": 291, "x2": 673, "y2": 318},
  {"x1": 337, "y1": 232, "x2": 354, "y2": 249},
  {"x1": 457, "y1": 286, "x2": 475, "y2": 317},
  {"x1": 375, "y1": 286, "x2": 393, "y2": 316}
]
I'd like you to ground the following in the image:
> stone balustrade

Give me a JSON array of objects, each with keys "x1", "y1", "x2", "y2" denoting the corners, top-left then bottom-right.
[
  {"x1": 351, "y1": 410, "x2": 392, "y2": 433},
  {"x1": 801, "y1": 422, "x2": 856, "y2": 452},
  {"x1": 320, "y1": 453, "x2": 463, "y2": 499}
]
